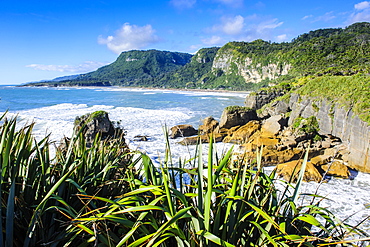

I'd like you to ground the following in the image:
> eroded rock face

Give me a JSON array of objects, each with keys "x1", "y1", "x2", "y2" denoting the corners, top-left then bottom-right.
[
  {"x1": 219, "y1": 107, "x2": 258, "y2": 129},
  {"x1": 261, "y1": 115, "x2": 287, "y2": 136},
  {"x1": 223, "y1": 120, "x2": 260, "y2": 144},
  {"x1": 199, "y1": 116, "x2": 219, "y2": 135},
  {"x1": 74, "y1": 111, "x2": 122, "y2": 147},
  {"x1": 212, "y1": 49, "x2": 292, "y2": 84},
  {"x1": 170, "y1": 124, "x2": 198, "y2": 139},
  {"x1": 245, "y1": 90, "x2": 285, "y2": 110},
  {"x1": 287, "y1": 94, "x2": 370, "y2": 173}
]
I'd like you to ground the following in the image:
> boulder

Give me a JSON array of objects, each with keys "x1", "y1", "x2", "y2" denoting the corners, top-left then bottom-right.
[
  {"x1": 280, "y1": 136, "x2": 297, "y2": 148},
  {"x1": 178, "y1": 134, "x2": 224, "y2": 145},
  {"x1": 257, "y1": 100, "x2": 290, "y2": 119},
  {"x1": 219, "y1": 106, "x2": 258, "y2": 129},
  {"x1": 249, "y1": 131, "x2": 280, "y2": 149},
  {"x1": 133, "y1": 135, "x2": 149, "y2": 141},
  {"x1": 310, "y1": 155, "x2": 332, "y2": 166},
  {"x1": 244, "y1": 90, "x2": 285, "y2": 110},
  {"x1": 223, "y1": 120, "x2": 260, "y2": 144},
  {"x1": 243, "y1": 148, "x2": 302, "y2": 165},
  {"x1": 199, "y1": 116, "x2": 219, "y2": 134},
  {"x1": 276, "y1": 159, "x2": 322, "y2": 182},
  {"x1": 170, "y1": 124, "x2": 198, "y2": 139},
  {"x1": 73, "y1": 111, "x2": 124, "y2": 147},
  {"x1": 321, "y1": 161, "x2": 350, "y2": 178},
  {"x1": 261, "y1": 115, "x2": 287, "y2": 136}
]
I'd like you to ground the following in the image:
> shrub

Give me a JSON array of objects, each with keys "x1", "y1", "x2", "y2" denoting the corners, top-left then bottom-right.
[{"x1": 0, "y1": 115, "x2": 368, "y2": 246}]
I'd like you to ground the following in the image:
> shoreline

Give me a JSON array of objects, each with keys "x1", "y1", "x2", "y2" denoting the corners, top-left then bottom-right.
[{"x1": 18, "y1": 83, "x2": 251, "y2": 95}]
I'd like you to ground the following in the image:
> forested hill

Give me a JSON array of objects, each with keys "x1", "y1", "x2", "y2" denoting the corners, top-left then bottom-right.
[{"x1": 27, "y1": 22, "x2": 370, "y2": 90}]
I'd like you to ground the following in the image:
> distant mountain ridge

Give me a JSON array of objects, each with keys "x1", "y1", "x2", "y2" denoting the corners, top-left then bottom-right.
[{"x1": 27, "y1": 22, "x2": 370, "y2": 90}]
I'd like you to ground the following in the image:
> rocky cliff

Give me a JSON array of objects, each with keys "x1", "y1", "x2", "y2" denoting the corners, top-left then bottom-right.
[
  {"x1": 287, "y1": 94, "x2": 370, "y2": 173},
  {"x1": 245, "y1": 75, "x2": 370, "y2": 173},
  {"x1": 212, "y1": 45, "x2": 291, "y2": 84}
]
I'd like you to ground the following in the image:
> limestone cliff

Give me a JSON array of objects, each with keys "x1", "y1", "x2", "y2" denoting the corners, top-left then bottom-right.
[
  {"x1": 245, "y1": 80, "x2": 370, "y2": 173},
  {"x1": 287, "y1": 94, "x2": 370, "y2": 173},
  {"x1": 211, "y1": 44, "x2": 291, "y2": 84}
]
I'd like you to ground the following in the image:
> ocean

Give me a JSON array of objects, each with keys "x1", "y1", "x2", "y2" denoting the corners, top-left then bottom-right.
[{"x1": 0, "y1": 85, "x2": 369, "y2": 231}]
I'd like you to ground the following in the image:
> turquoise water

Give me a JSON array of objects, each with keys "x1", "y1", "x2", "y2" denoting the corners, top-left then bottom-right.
[{"x1": 0, "y1": 86, "x2": 245, "y2": 119}]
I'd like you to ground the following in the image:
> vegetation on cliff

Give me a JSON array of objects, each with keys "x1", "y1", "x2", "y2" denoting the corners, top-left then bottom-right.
[
  {"x1": 27, "y1": 22, "x2": 370, "y2": 91},
  {"x1": 296, "y1": 75, "x2": 370, "y2": 124}
]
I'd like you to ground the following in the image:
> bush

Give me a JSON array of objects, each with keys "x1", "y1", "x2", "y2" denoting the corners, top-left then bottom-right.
[{"x1": 0, "y1": 114, "x2": 368, "y2": 246}]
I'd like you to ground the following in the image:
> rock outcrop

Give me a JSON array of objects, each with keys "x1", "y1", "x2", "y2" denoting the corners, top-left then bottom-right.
[
  {"x1": 199, "y1": 116, "x2": 219, "y2": 134},
  {"x1": 276, "y1": 159, "x2": 323, "y2": 183},
  {"x1": 212, "y1": 47, "x2": 291, "y2": 84},
  {"x1": 286, "y1": 94, "x2": 370, "y2": 173},
  {"x1": 74, "y1": 111, "x2": 125, "y2": 147},
  {"x1": 245, "y1": 90, "x2": 285, "y2": 110},
  {"x1": 170, "y1": 124, "x2": 198, "y2": 139},
  {"x1": 218, "y1": 106, "x2": 258, "y2": 129}
]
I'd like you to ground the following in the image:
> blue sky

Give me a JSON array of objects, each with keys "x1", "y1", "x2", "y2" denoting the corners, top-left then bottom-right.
[{"x1": 1, "y1": 0, "x2": 369, "y2": 85}]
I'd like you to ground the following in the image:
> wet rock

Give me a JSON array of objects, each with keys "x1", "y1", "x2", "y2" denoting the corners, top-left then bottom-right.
[
  {"x1": 321, "y1": 160, "x2": 350, "y2": 178},
  {"x1": 276, "y1": 159, "x2": 322, "y2": 182},
  {"x1": 170, "y1": 124, "x2": 198, "y2": 139},
  {"x1": 223, "y1": 120, "x2": 260, "y2": 144},
  {"x1": 178, "y1": 134, "x2": 224, "y2": 145},
  {"x1": 219, "y1": 106, "x2": 258, "y2": 129},
  {"x1": 199, "y1": 116, "x2": 219, "y2": 135},
  {"x1": 133, "y1": 135, "x2": 149, "y2": 141}
]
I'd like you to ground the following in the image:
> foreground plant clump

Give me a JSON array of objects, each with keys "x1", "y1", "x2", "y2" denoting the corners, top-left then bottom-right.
[{"x1": 0, "y1": 114, "x2": 369, "y2": 246}]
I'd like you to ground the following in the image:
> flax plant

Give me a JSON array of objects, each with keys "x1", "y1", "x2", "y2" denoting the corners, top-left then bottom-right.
[
  {"x1": 57, "y1": 132, "x2": 369, "y2": 246},
  {"x1": 0, "y1": 114, "x2": 131, "y2": 246},
  {"x1": 0, "y1": 115, "x2": 368, "y2": 246}
]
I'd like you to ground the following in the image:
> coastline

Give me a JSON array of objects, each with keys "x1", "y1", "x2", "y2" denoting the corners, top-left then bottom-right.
[{"x1": 19, "y1": 83, "x2": 251, "y2": 95}]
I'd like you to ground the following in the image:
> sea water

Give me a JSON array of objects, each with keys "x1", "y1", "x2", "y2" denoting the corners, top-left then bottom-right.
[{"x1": 0, "y1": 85, "x2": 369, "y2": 231}]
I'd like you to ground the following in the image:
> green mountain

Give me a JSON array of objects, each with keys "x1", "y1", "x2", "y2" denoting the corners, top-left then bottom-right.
[{"x1": 28, "y1": 22, "x2": 370, "y2": 90}]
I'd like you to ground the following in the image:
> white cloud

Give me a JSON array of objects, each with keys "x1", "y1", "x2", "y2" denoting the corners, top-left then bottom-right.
[
  {"x1": 212, "y1": 15, "x2": 245, "y2": 35},
  {"x1": 348, "y1": 1, "x2": 370, "y2": 23},
  {"x1": 208, "y1": 14, "x2": 284, "y2": 42},
  {"x1": 276, "y1": 34, "x2": 288, "y2": 42},
  {"x1": 98, "y1": 23, "x2": 160, "y2": 54},
  {"x1": 350, "y1": 11, "x2": 370, "y2": 22},
  {"x1": 170, "y1": 0, "x2": 196, "y2": 9},
  {"x1": 201, "y1": 35, "x2": 224, "y2": 45},
  {"x1": 355, "y1": 1, "x2": 370, "y2": 10},
  {"x1": 214, "y1": 0, "x2": 243, "y2": 7},
  {"x1": 314, "y1": 11, "x2": 336, "y2": 22},
  {"x1": 346, "y1": 2, "x2": 369, "y2": 24},
  {"x1": 302, "y1": 15, "x2": 313, "y2": 20},
  {"x1": 26, "y1": 61, "x2": 107, "y2": 73},
  {"x1": 256, "y1": 18, "x2": 283, "y2": 32}
]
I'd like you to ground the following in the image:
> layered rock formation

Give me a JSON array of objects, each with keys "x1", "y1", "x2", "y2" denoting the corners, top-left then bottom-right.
[
  {"x1": 245, "y1": 90, "x2": 370, "y2": 173},
  {"x1": 212, "y1": 47, "x2": 291, "y2": 84},
  {"x1": 286, "y1": 94, "x2": 370, "y2": 173}
]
